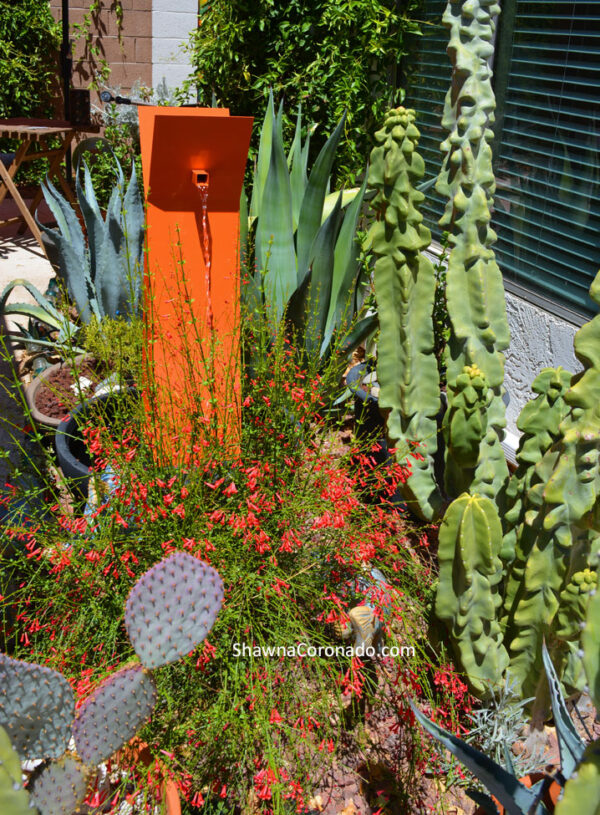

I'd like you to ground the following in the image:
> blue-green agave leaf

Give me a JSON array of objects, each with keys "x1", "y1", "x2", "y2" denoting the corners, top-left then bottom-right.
[
  {"x1": 289, "y1": 105, "x2": 306, "y2": 229},
  {"x1": 255, "y1": 114, "x2": 296, "y2": 324},
  {"x1": 321, "y1": 173, "x2": 368, "y2": 353},
  {"x1": 296, "y1": 111, "x2": 347, "y2": 289},
  {"x1": 337, "y1": 312, "x2": 378, "y2": 358},
  {"x1": 250, "y1": 90, "x2": 275, "y2": 219},
  {"x1": 38, "y1": 179, "x2": 98, "y2": 323},
  {"x1": 411, "y1": 702, "x2": 550, "y2": 815},
  {"x1": 76, "y1": 161, "x2": 105, "y2": 286},
  {"x1": 120, "y1": 161, "x2": 145, "y2": 314},
  {"x1": 305, "y1": 192, "x2": 343, "y2": 356},
  {"x1": 542, "y1": 644, "x2": 585, "y2": 777}
]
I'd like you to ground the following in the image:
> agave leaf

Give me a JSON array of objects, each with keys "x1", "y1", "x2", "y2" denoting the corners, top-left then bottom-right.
[
  {"x1": 0, "y1": 279, "x2": 66, "y2": 327},
  {"x1": 296, "y1": 111, "x2": 347, "y2": 289},
  {"x1": 2, "y1": 302, "x2": 67, "y2": 332},
  {"x1": 97, "y1": 207, "x2": 129, "y2": 320},
  {"x1": 337, "y1": 312, "x2": 378, "y2": 357},
  {"x1": 250, "y1": 90, "x2": 275, "y2": 219},
  {"x1": 321, "y1": 174, "x2": 369, "y2": 354},
  {"x1": 120, "y1": 161, "x2": 145, "y2": 315},
  {"x1": 542, "y1": 644, "x2": 585, "y2": 777},
  {"x1": 76, "y1": 161, "x2": 105, "y2": 285},
  {"x1": 240, "y1": 184, "x2": 249, "y2": 265},
  {"x1": 255, "y1": 113, "x2": 296, "y2": 324},
  {"x1": 38, "y1": 179, "x2": 98, "y2": 323},
  {"x1": 321, "y1": 187, "x2": 362, "y2": 224},
  {"x1": 286, "y1": 269, "x2": 311, "y2": 338},
  {"x1": 304, "y1": 192, "x2": 343, "y2": 356},
  {"x1": 289, "y1": 105, "x2": 306, "y2": 229},
  {"x1": 411, "y1": 702, "x2": 550, "y2": 815}
]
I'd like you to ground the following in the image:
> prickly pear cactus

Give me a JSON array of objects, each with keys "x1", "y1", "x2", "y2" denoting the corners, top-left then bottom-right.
[
  {"x1": 502, "y1": 367, "x2": 572, "y2": 562},
  {"x1": 437, "y1": 0, "x2": 510, "y2": 501},
  {"x1": 435, "y1": 493, "x2": 508, "y2": 696},
  {"x1": 0, "y1": 654, "x2": 74, "y2": 760},
  {"x1": 368, "y1": 107, "x2": 442, "y2": 521},
  {"x1": 29, "y1": 754, "x2": 91, "y2": 815},
  {"x1": 125, "y1": 552, "x2": 224, "y2": 669},
  {"x1": 0, "y1": 727, "x2": 34, "y2": 815},
  {"x1": 73, "y1": 665, "x2": 157, "y2": 766}
]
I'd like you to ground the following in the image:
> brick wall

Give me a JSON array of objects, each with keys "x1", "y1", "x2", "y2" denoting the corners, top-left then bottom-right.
[{"x1": 49, "y1": 0, "x2": 152, "y2": 96}]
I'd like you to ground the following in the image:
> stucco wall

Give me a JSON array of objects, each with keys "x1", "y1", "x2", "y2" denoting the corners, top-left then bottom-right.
[{"x1": 504, "y1": 289, "x2": 582, "y2": 435}]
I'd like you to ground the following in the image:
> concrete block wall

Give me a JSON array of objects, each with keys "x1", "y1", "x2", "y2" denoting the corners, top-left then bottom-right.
[{"x1": 49, "y1": 0, "x2": 196, "y2": 97}]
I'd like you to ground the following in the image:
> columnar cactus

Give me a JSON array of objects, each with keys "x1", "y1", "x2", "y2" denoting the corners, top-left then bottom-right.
[
  {"x1": 434, "y1": 492, "x2": 508, "y2": 696},
  {"x1": 0, "y1": 552, "x2": 223, "y2": 814},
  {"x1": 501, "y1": 367, "x2": 572, "y2": 563},
  {"x1": 369, "y1": 107, "x2": 443, "y2": 521},
  {"x1": 437, "y1": 0, "x2": 510, "y2": 502}
]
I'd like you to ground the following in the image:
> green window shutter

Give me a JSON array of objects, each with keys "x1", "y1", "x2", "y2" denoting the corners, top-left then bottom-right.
[
  {"x1": 405, "y1": 0, "x2": 600, "y2": 318},
  {"x1": 404, "y1": 0, "x2": 448, "y2": 231}
]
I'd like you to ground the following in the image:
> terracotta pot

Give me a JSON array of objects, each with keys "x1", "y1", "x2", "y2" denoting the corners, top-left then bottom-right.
[
  {"x1": 472, "y1": 769, "x2": 562, "y2": 814},
  {"x1": 25, "y1": 354, "x2": 90, "y2": 429},
  {"x1": 113, "y1": 738, "x2": 181, "y2": 815}
]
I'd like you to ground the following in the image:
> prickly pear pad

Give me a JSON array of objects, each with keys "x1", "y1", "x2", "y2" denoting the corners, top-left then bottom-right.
[
  {"x1": 30, "y1": 754, "x2": 91, "y2": 815},
  {"x1": 0, "y1": 654, "x2": 74, "y2": 760},
  {"x1": 125, "y1": 552, "x2": 223, "y2": 669},
  {"x1": 73, "y1": 665, "x2": 157, "y2": 766}
]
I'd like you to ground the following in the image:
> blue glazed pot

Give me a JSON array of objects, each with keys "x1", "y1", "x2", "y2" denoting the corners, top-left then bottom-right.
[{"x1": 55, "y1": 389, "x2": 137, "y2": 499}]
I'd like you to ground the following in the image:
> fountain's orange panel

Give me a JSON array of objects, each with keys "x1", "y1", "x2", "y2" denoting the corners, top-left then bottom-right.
[{"x1": 139, "y1": 107, "x2": 253, "y2": 463}]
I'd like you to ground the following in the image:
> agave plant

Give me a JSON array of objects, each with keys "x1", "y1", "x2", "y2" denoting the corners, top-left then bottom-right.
[
  {"x1": 0, "y1": 279, "x2": 82, "y2": 354},
  {"x1": 243, "y1": 93, "x2": 377, "y2": 362},
  {"x1": 412, "y1": 644, "x2": 599, "y2": 814},
  {"x1": 38, "y1": 155, "x2": 144, "y2": 326}
]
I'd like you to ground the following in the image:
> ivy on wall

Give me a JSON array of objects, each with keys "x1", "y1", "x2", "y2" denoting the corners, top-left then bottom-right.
[{"x1": 0, "y1": 0, "x2": 61, "y2": 118}]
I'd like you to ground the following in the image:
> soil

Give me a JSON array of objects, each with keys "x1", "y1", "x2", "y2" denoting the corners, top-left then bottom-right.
[{"x1": 34, "y1": 358, "x2": 108, "y2": 420}]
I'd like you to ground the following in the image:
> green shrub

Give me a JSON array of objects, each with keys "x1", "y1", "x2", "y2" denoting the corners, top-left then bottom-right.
[
  {"x1": 186, "y1": 0, "x2": 421, "y2": 183},
  {"x1": 0, "y1": 0, "x2": 60, "y2": 119}
]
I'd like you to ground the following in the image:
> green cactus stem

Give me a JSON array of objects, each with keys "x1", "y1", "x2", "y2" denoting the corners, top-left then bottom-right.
[
  {"x1": 368, "y1": 107, "x2": 442, "y2": 521},
  {"x1": 442, "y1": 363, "x2": 490, "y2": 496},
  {"x1": 555, "y1": 739, "x2": 600, "y2": 815},
  {"x1": 437, "y1": 0, "x2": 510, "y2": 501},
  {"x1": 502, "y1": 367, "x2": 572, "y2": 563},
  {"x1": 0, "y1": 655, "x2": 74, "y2": 761},
  {"x1": 73, "y1": 665, "x2": 157, "y2": 766},
  {"x1": 435, "y1": 492, "x2": 508, "y2": 696},
  {"x1": 0, "y1": 727, "x2": 33, "y2": 815},
  {"x1": 582, "y1": 581, "x2": 600, "y2": 710},
  {"x1": 125, "y1": 552, "x2": 224, "y2": 669}
]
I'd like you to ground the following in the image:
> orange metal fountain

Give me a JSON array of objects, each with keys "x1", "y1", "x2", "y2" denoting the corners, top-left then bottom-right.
[{"x1": 139, "y1": 107, "x2": 253, "y2": 463}]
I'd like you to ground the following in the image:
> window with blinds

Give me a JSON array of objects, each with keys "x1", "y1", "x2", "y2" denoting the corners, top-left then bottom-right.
[{"x1": 404, "y1": 0, "x2": 600, "y2": 318}]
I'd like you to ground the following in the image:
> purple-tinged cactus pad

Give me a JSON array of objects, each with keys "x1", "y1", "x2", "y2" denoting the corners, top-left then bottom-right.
[
  {"x1": 30, "y1": 754, "x2": 90, "y2": 815},
  {"x1": 125, "y1": 552, "x2": 223, "y2": 669},
  {"x1": 73, "y1": 665, "x2": 157, "y2": 766},
  {"x1": 0, "y1": 654, "x2": 74, "y2": 760}
]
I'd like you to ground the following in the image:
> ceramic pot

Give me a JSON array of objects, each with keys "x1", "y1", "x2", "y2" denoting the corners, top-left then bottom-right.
[{"x1": 54, "y1": 389, "x2": 136, "y2": 498}]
